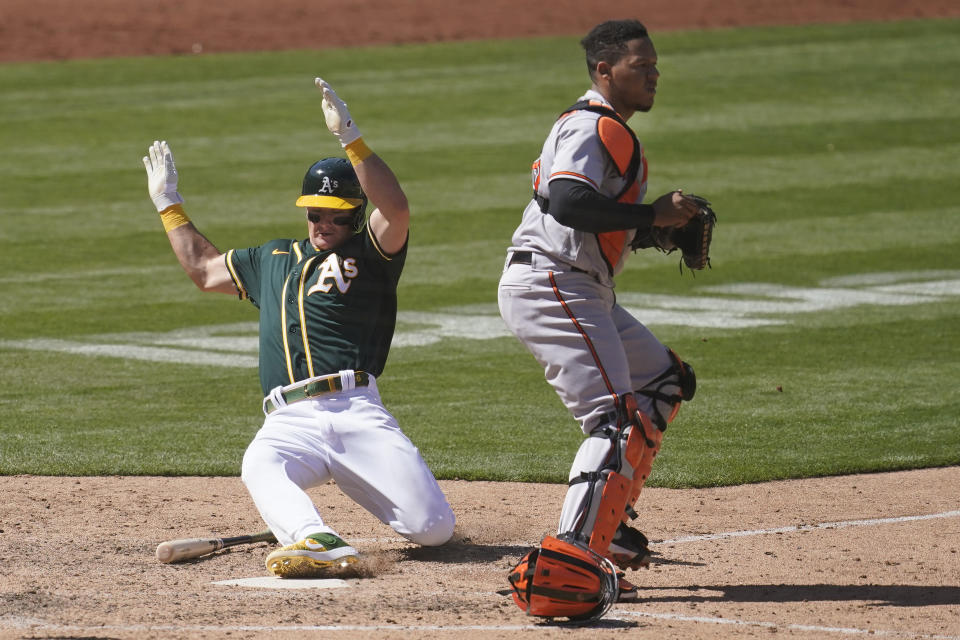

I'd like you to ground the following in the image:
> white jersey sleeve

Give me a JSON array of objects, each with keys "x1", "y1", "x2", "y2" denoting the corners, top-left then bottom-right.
[{"x1": 545, "y1": 114, "x2": 611, "y2": 195}]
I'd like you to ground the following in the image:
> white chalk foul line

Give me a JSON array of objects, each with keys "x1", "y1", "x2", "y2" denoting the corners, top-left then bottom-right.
[
  {"x1": 353, "y1": 510, "x2": 960, "y2": 548},
  {"x1": 1, "y1": 619, "x2": 541, "y2": 633},
  {"x1": 6, "y1": 615, "x2": 959, "y2": 639},
  {"x1": 613, "y1": 611, "x2": 960, "y2": 640},
  {"x1": 659, "y1": 509, "x2": 960, "y2": 545}
]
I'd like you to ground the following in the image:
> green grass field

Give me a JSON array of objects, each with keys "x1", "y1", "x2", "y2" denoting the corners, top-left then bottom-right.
[{"x1": 1, "y1": 19, "x2": 958, "y2": 485}]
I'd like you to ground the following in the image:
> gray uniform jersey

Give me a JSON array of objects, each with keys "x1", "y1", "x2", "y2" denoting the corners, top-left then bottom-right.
[{"x1": 508, "y1": 90, "x2": 648, "y2": 286}]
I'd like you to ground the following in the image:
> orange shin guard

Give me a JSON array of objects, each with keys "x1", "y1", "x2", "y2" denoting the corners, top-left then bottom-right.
[
  {"x1": 624, "y1": 412, "x2": 663, "y2": 516},
  {"x1": 587, "y1": 471, "x2": 631, "y2": 555},
  {"x1": 587, "y1": 398, "x2": 662, "y2": 555}
]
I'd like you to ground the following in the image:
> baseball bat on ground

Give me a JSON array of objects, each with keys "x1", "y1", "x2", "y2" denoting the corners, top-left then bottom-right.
[{"x1": 155, "y1": 530, "x2": 277, "y2": 563}]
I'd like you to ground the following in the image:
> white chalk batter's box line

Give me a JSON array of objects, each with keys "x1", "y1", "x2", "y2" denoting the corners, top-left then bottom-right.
[{"x1": 2, "y1": 270, "x2": 959, "y2": 365}]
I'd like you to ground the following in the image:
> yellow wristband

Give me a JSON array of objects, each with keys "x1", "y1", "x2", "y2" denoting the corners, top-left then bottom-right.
[
  {"x1": 159, "y1": 203, "x2": 191, "y2": 232},
  {"x1": 344, "y1": 138, "x2": 373, "y2": 166}
]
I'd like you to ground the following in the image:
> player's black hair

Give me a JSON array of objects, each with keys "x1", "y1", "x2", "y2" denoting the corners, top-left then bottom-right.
[{"x1": 581, "y1": 19, "x2": 649, "y2": 79}]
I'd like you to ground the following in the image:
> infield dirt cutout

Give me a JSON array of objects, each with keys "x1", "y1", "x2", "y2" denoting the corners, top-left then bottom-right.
[
  {"x1": 2, "y1": 0, "x2": 960, "y2": 638},
  {"x1": 2, "y1": 469, "x2": 959, "y2": 639}
]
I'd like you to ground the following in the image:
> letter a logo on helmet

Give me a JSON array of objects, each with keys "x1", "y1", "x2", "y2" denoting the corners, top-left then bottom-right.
[
  {"x1": 296, "y1": 157, "x2": 368, "y2": 233},
  {"x1": 317, "y1": 176, "x2": 337, "y2": 194}
]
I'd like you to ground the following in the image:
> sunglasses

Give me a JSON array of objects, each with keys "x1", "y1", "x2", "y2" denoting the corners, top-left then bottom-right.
[{"x1": 307, "y1": 211, "x2": 354, "y2": 226}]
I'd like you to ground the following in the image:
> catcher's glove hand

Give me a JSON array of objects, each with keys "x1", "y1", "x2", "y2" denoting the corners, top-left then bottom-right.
[{"x1": 633, "y1": 194, "x2": 716, "y2": 272}]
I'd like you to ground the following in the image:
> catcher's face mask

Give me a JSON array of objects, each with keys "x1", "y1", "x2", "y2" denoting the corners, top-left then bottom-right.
[{"x1": 507, "y1": 535, "x2": 619, "y2": 623}]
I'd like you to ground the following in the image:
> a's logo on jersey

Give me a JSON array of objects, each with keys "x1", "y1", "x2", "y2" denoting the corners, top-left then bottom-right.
[
  {"x1": 316, "y1": 176, "x2": 338, "y2": 194},
  {"x1": 307, "y1": 253, "x2": 359, "y2": 296}
]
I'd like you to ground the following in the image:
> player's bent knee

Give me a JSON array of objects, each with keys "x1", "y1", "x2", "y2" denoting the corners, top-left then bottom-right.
[
  {"x1": 239, "y1": 448, "x2": 262, "y2": 486},
  {"x1": 636, "y1": 347, "x2": 696, "y2": 429},
  {"x1": 240, "y1": 444, "x2": 291, "y2": 490},
  {"x1": 400, "y1": 509, "x2": 456, "y2": 546}
]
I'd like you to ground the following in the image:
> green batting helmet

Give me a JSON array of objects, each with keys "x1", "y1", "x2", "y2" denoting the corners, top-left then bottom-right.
[{"x1": 296, "y1": 158, "x2": 368, "y2": 232}]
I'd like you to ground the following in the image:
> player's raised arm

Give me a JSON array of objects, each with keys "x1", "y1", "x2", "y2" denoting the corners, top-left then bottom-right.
[
  {"x1": 315, "y1": 78, "x2": 410, "y2": 255},
  {"x1": 142, "y1": 141, "x2": 237, "y2": 294}
]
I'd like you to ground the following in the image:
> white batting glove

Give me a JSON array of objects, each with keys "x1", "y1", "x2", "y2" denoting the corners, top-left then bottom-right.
[
  {"x1": 142, "y1": 140, "x2": 184, "y2": 212},
  {"x1": 316, "y1": 77, "x2": 362, "y2": 147}
]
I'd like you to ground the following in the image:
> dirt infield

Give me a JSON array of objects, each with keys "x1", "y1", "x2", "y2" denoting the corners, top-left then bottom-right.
[
  {"x1": 2, "y1": 468, "x2": 958, "y2": 639},
  {"x1": 3, "y1": 1, "x2": 960, "y2": 638},
  {"x1": 2, "y1": 0, "x2": 960, "y2": 62}
]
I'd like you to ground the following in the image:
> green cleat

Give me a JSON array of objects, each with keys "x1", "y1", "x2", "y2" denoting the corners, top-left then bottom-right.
[{"x1": 265, "y1": 532, "x2": 359, "y2": 578}]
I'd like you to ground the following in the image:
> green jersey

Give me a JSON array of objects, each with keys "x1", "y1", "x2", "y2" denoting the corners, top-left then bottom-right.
[{"x1": 225, "y1": 225, "x2": 406, "y2": 395}]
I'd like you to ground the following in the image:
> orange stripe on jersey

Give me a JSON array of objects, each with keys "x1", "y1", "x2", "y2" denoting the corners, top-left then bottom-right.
[
  {"x1": 549, "y1": 171, "x2": 599, "y2": 190},
  {"x1": 548, "y1": 271, "x2": 620, "y2": 407}
]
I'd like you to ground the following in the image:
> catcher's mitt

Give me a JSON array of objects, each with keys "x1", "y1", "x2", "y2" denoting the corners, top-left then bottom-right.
[{"x1": 632, "y1": 194, "x2": 717, "y2": 272}]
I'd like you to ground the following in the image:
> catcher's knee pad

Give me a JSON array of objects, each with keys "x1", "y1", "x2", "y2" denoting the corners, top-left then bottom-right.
[
  {"x1": 507, "y1": 533, "x2": 618, "y2": 622},
  {"x1": 565, "y1": 395, "x2": 661, "y2": 557},
  {"x1": 636, "y1": 348, "x2": 696, "y2": 430}
]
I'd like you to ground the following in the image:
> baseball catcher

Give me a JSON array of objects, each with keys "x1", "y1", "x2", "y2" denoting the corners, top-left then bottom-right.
[{"x1": 499, "y1": 19, "x2": 707, "y2": 620}]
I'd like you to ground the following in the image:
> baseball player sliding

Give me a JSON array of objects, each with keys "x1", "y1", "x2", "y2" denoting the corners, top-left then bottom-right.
[
  {"x1": 142, "y1": 78, "x2": 455, "y2": 577},
  {"x1": 499, "y1": 19, "x2": 700, "y2": 606}
]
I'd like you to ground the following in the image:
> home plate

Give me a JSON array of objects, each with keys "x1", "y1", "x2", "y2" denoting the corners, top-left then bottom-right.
[{"x1": 212, "y1": 576, "x2": 351, "y2": 589}]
